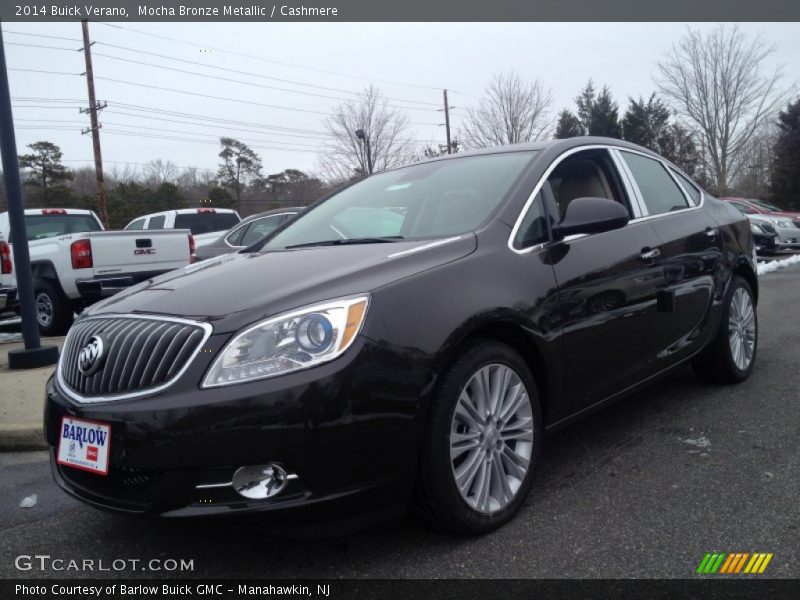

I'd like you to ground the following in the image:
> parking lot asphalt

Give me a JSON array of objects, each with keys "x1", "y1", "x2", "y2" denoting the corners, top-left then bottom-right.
[{"x1": 1, "y1": 265, "x2": 798, "y2": 579}]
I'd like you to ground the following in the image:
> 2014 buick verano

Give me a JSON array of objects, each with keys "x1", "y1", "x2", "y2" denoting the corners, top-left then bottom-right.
[{"x1": 44, "y1": 137, "x2": 758, "y2": 534}]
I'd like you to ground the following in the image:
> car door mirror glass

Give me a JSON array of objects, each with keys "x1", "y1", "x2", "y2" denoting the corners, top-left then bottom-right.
[{"x1": 553, "y1": 197, "x2": 629, "y2": 239}]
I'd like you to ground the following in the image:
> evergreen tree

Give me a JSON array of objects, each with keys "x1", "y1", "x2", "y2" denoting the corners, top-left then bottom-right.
[
  {"x1": 18, "y1": 141, "x2": 72, "y2": 189},
  {"x1": 771, "y1": 97, "x2": 800, "y2": 210},
  {"x1": 555, "y1": 110, "x2": 584, "y2": 138}
]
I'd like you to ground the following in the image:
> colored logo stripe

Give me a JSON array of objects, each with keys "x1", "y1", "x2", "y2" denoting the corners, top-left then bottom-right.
[{"x1": 697, "y1": 552, "x2": 773, "y2": 574}]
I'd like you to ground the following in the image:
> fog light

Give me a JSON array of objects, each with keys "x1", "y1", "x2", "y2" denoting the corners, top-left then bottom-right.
[{"x1": 232, "y1": 464, "x2": 288, "y2": 499}]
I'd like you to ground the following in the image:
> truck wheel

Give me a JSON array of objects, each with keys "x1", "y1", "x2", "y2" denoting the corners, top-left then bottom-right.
[{"x1": 33, "y1": 280, "x2": 73, "y2": 337}]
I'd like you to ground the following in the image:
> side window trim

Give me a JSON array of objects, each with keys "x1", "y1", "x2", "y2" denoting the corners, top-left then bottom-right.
[
  {"x1": 508, "y1": 143, "x2": 696, "y2": 255},
  {"x1": 664, "y1": 166, "x2": 695, "y2": 207},
  {"x1": 609, "y1": 149, "x2": 647, "y2": 219},
  {"x1": 225, "y1": 222, "x2": 250, "y2": 247}
]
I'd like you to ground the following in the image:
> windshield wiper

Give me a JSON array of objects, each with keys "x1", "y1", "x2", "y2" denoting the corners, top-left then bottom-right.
[{"x1": 285, "y1": 236, "x2": 404, "y2": 249}]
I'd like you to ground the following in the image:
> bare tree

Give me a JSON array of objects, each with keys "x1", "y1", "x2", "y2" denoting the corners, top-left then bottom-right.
[
  {"x1": 461, "y1": 71, "x2": 552, "y2": 149},
  {"x1": 318, "y1": 85, "x2": 413, "y2": 183},
  {"x1": 144, "y1": 159, "x2": 179, "y2": 187},
  {"x1": 656, "y1": 25, "x2": 791, "y2": 195}
]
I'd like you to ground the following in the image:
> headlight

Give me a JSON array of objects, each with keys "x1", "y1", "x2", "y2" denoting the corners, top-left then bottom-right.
[
  {"x1": 203, "y1": 295, "x2": 369, "y2": 387},
  {"x1": 750, "y1": 223, "x2": 764, "y2": 234},
  {"x1": 777, "y1": 219, "x2": 793, "y2": 229}
]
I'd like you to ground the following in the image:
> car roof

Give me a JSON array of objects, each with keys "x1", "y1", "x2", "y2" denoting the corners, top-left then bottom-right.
[
  {"x1": 239, "y1": 207, "x2": 304, "y2": 224},
  {"x1": 388, "y1": 136, "x2": 662, "y2": 170}
]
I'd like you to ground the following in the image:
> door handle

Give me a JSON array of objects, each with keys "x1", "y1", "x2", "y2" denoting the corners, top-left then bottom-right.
[
  {"x1": 640, "y1": 247, "x2": 661, "y2": 261},
  {"x1": 705, "y1": 227, "x2": 719, "y2": 239}
]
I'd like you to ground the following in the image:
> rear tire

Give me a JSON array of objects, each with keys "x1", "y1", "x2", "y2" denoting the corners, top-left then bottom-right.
[
  {"x1": 33, "y1": 279, "x2": 73, "y2": 337},
  {"x1": 692, "y1": 275, "x2": 757, "y2": 383},
  {"x1": 414, "y1": 341, "x2": 542, "y2": 535}
]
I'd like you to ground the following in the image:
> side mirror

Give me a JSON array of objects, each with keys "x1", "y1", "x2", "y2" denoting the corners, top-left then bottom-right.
[{"x1": 552, "y1": 197, "x2": 630, "y2": 239}]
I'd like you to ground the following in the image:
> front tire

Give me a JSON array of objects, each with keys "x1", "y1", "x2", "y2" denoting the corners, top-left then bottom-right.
[
  {"x1": 692, "y1": 275, "x2": 757, "y2": 383},
  {"x1": 33, "y1": 279, "x2": 73, "y2": 336},
  {"x1": 415, "y1": 341, "x2": 542, "y2": 535}
]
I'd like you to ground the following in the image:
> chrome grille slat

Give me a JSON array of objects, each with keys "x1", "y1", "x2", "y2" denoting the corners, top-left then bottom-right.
[
  {"x1": 140, "y1": 324, "x2": 181, "y2": 386},
  {"x1": 97, "y1": 321, "x2": 134, "y2": 390},
  {"x1": 58, "y1": 315, "x2": 210, "y2": 402},
  {"x1": 151, "y1": 330, "x2": 191, "y2": 384}
]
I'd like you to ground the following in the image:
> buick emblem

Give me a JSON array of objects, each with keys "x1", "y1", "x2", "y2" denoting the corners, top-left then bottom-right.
[{"x1": 77, "y1": 335, "x2": 106, "y2": 376}]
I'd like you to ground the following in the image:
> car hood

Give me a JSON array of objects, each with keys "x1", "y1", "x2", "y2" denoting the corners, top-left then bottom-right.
[{"x1": 86, "y1": 236, "x2": 477, "y2": 333}]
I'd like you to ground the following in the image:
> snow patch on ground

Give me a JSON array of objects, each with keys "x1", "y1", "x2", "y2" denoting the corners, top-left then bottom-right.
[
  {"x1": 683, "y1": 436, "x2": 711, "y2": 448},
  {"x1": 758, "y1": 254, "x2": 800, "y2": 275}
]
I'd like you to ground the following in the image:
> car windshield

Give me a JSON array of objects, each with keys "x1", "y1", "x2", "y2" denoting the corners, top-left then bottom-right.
[
  {"x1": 259, "y1": 151, "x2": 536, "y2": 251},
  {"x1": 750, "y1": 199, "x2": 782, "y2": 212},
  {"x1": 15, "y1": 214, "x2": 102, "y2": 242},
  {"x1": 174, "y1": 212, "x2": 240, "y2": 235}
]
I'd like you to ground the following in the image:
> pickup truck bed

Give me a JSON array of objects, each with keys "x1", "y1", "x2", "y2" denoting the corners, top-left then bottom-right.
[{"x1": 0, "y1": 209, "x2": 193, "y2": 335}]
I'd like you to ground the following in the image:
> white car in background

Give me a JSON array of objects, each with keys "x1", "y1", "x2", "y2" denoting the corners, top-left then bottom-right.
[
  {"x1": 125, "y1": 207, "x2": 241, "y2": 248},
  {"x1": 747, "y1": 214, "x2": 800, "y2": 251}
]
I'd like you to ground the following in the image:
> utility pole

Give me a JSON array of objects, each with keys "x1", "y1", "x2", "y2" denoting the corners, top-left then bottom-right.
[
  {"x1": 80, "y1": 20, "x2": 109, "y2": 228},
  {"x1": 0, "y1": 25, "x2": 59, "y2": 369},
  {"x1": 443, "y1": 89, "x2": 452, "y2": 154}
]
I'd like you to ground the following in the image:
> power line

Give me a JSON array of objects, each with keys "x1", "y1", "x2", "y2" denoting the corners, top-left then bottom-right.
[
  {"x1": 10, "y1": 67, "x2": 443, "y2": 125},
  {"x1": 97, "y1": 22, "x2": 447, "y2": 92},
  {"x1": 3, "y1": 33, "x2": 443, "y2": 108},
  {"x1": 89, "y1": 50, "x2": 443, "y2": 113}
]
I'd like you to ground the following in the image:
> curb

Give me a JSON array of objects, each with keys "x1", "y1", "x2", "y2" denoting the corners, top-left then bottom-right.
[{"x1": 0, "y1": 424, "x2": 47, "y2": 452}]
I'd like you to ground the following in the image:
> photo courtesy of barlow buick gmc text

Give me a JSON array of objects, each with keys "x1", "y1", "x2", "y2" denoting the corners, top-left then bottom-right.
[{"x1": 0, "y1": 1, "x2": 799, "y2": 598}]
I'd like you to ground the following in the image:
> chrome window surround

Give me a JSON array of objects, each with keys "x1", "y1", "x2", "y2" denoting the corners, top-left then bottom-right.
[
  {"x1": 56, "y1": 313, "x2": 213, "y2": 404},
  {"x1": 508, "y1": 144, "x2": 707, "y2": 254},
  {"x1": 225, "y1": 213, "x2": 296, "y2": 248}
]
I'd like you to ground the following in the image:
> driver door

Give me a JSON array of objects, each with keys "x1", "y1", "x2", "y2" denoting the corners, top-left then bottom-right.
[{"x1": 545, "y1": 149, "x2": 668, "y2": 416}]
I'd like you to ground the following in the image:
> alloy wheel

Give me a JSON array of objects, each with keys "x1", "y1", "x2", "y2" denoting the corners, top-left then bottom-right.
[
  {"x1": 728, "y1": 287, "x2": 756, "y2": 371},
  {"x1": 450, "y1": 363, "x2": 534, "y2": 514}
]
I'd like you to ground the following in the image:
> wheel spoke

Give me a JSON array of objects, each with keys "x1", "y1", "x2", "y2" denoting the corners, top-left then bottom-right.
[
  {"x1": 474, "y1": 456, "x2": 491, "y2": 511},
  {"x1": 491, "y1": 367, "x2": 511, "y2": 417},
  {"x1": 455, "y1": 392, "x2": 484, "y2": 429},
  {"x1": 455, "y1": 448, "x2": 483, "y2": 493},
  {"x1": 450, "y1": 431, "x2": 481, "y2": 459},
  {"x1": 492, "y1": 453, "x2": 513, "y2": 504},
  {"x1": 500, "y1": 445, "x2": 529, "y2": 481},
  {"x1": 497, "y1": 384, "x2": 526, "y2": 424}
]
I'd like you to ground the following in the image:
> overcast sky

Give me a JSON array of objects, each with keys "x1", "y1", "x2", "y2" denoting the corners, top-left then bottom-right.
[{"x1": 3, "y1": 22, "x2": 799, "y2": 180}]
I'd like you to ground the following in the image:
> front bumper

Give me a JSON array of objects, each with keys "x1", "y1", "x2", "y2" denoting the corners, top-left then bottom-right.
[
  {"x1": 44, "y1": 336, "x2": 432, "y2": 523},
  {"x1": 775, "y1": 228, "x2": 800, "y2": 249}
]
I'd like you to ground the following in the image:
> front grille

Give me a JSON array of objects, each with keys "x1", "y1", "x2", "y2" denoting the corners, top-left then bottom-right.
[
  {"x1": 59, "y1": 316, "x2": 208, "y2": 399},
  {"x1": 58, "y1": 462, "x2": 163, "y2": 509}
]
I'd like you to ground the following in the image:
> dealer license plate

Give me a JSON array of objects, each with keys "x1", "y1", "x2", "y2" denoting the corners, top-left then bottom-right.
[{"x1": 56, "y1": 416, "x2": 111, "y2": 475}]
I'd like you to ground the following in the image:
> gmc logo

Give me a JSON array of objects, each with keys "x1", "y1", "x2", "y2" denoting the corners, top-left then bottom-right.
[{"x1": 134, "y1": 249, "x2": 156, "y2": 255}]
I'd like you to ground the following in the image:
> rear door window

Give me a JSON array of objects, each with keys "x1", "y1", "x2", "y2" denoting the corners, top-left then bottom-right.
[
  {"x1": 126, "y1": 219, "x2": 145, "y2": 230},
  {"x1": 620, "y1": 151, "x2": 689, "y2": 216},
  {"x1": 240, "y1": 215, "x2": 285, "y2": 246},
  {"x1": 147, "y1": 215, "x2": 166, "y2": 229}
]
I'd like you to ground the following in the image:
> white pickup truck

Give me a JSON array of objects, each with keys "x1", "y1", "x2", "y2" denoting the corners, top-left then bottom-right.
[
  {"x1": 0, "y1": 208, "x2": 195, "y2": 335},
  {"x1": 0, "y1": 232, "x2": 15, "y2": 315},
  {"x1": 124, "y1": 207, "x2": 241, "y2": 248}
]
